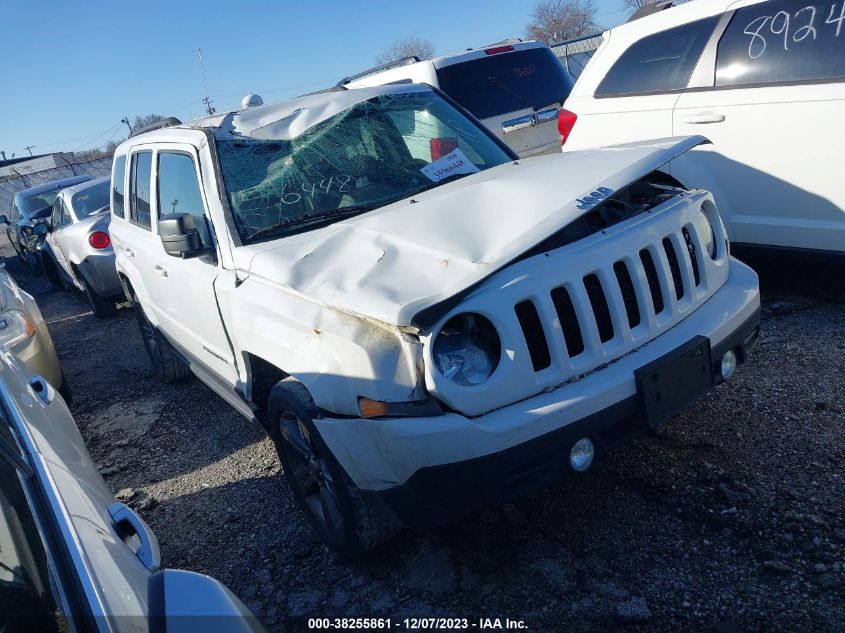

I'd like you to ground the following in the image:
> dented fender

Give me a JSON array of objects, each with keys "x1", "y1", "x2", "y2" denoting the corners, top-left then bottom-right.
[{"x1": 215, "y1": 272, "x2": 425, "y2": 416}]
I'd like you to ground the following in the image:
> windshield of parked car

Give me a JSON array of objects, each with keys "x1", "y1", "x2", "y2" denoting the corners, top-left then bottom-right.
[
  {"x1": 18, "y1": 188, "x2": 63, "y2": 217},
  {"x1": 71, "y1": 180, "x2": 110, "y2": 219},
  {"x1": 435, "y1": 47, "x2": 574, "y2": 120},
  {"x1": 216, "y1": 89, "x2": 513, "y2": 244}
]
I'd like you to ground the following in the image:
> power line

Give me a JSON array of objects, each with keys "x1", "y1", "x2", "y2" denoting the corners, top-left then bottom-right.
[{"x1": 72, "y1": 122, "x2": 124, "y2": 152}]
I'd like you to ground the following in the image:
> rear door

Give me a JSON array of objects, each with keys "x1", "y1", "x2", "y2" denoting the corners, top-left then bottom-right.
[
  {"x1": 672, "y1": 0, "x2": 845, "y2": 251},
  {"x1": 564, "y1": 15, "x2": 720, "y2": 151},
  {"x1": 435, "y1": 45, "x2": 574, "y2": 157}
]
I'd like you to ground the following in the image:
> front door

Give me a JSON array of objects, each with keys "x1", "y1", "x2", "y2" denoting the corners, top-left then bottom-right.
[{"x1": 146, "y1": 146, "x2": 238, "y2": 388}]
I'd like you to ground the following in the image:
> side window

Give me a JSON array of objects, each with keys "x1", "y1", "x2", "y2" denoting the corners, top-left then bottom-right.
[
  {"x1": 112, "y1": 155, "x2": 126, "y2": 218},
  {"x1": 60, "y1": 200, "x2": 72, "y2": 226},
  {"x1": 716, "y1": 0, "x2": 845, "y2": 87},
  {"x1": 156, "y1": 152, "x2": 212, "y2": 247},
  {"x1": 50, "y1": 200, "x2": 62, "y2": 228},
  {"x1": 128, "y1": 151, "x2": 152, "y2": 229},
  {"x1": 596, "y1": 16, "x2": 719, "y2": 96},
  {"x1": 0, "y1": 448, "x2": 67, "y2": 632}
]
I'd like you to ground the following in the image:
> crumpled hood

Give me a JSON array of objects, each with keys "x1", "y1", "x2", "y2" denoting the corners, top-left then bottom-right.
[{"x1": 241, "y1": 136, "x2": 708, "y2": 327}]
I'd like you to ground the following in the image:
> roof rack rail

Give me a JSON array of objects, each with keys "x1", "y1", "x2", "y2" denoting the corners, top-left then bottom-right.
[
  {"x1": 130, "y1": 117, "x2": 182, "y2": 137},
  {"x1": 627, "y1": 0, "x2": 675, "y2": 22},
  {"x1": 336, "y1": 56, "x2": 420, "y2": 87}
]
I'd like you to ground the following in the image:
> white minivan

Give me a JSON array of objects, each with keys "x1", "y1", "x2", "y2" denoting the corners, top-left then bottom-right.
[
  {"x1": 340, "y1": 41, "x2": 575, "y2": 158},
  {"x1": 561, "y1": 0, "x2": 845, "y2": 254}
]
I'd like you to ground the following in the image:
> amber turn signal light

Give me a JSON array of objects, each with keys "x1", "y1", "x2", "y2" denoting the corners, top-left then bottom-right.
[{"x1": 358, "y1": 397, "x2": 389, "y2": 418}]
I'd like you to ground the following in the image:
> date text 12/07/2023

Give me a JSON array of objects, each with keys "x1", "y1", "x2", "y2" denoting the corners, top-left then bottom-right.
[{"x1": 306, "y1": 617, "x2": 529, "y2": 630}]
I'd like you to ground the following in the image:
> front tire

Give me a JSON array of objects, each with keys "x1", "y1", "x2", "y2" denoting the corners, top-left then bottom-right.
[
  {"x1": 42, "y1": 253, "x2": 64, "y2": 290},
  {"x1": 133, "y1": 302, "x2": 188, "y2": 383},
  {"x1": 269, "y1": 378, "x2": 398, "y2": 557},
  {"x1": 79, "y1": 271, "x2": 118, "y2": 319}
]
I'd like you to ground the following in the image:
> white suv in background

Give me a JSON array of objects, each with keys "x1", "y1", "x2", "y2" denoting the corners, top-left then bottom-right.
[
  {"x1": 560, "y1": 0, "x2": 845, "y2": 255},
  {"x1": 339, "y1": 41, "x2": 574, "y2": 158}
]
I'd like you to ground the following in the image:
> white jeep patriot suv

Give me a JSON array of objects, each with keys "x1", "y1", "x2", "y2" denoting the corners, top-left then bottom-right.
[{"x1": 109, "y1": 83, "x2": 760, "y2": 556}]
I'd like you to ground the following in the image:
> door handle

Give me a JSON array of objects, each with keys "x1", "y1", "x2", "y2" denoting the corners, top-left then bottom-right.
[
  {"x1": 684, "y1": 112, "x2": 726, "y2": 124},
  {"x1": 107, "y1": 502, "x2": 161, "y2": 571},
  {"x1": 28, "y1": 375, "x2": 55, "y2": 405},
  {"x1": 123, "y1": 247, "x2": 135, "y2": 258},
  {"x1": 153, "y1": 264, "x2": 168, "y2": 277}
]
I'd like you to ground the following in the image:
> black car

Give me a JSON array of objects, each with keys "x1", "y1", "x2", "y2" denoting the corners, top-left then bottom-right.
[{"x1": 1, "y1": 175, "x2": 92, "y2": 270}]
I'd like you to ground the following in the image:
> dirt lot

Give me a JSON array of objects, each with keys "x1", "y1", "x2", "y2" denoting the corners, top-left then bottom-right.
[{"x1": 3, "y1": 240, "x2": 843, "y2": 633}]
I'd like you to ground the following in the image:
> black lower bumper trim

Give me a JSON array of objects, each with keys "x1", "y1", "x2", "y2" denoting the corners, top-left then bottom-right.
[{"x1": 375, "y1": 307, "x2": 761, "y2": 530}]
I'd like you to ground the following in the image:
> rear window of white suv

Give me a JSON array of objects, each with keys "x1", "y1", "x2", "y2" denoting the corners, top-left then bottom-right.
[
  {"x1": 435, "y1": 47, "x2": 574, "y2": 119},
  {"x1": 715, "y1": 0, "x2": 845, "y2": 87}
]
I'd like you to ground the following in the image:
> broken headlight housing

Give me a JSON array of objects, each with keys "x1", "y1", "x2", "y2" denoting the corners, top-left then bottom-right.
[
  {"x1": 432, "y1": 313, "x2": 501, "y2": 386},
  {"x1": 0, "y1": 310, "x2": 37, "y2": 348},
  {"x1": 691, "y1": 206, "x2": 718, "y2": 259}
]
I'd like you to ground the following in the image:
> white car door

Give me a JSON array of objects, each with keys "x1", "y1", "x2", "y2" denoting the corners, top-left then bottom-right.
[
  {"x1": 146, "y1": 145, "x2": 239, "y2": 390},
  {"x1": 672, "y1": 0, "x2": 845, "y2": 252},
  {"x1": 564, "y1": 14, "x2": 721, "y2": 151}
]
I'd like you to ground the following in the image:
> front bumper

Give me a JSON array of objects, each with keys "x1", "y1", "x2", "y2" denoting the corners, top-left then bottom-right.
[{"x1": 315, "y1": 259, "x2": 760, "y2": 529}]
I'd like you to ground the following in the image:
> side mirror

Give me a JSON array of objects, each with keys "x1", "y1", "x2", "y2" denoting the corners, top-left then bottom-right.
[
  {"x1": 32, "y1": 222, "x2": 49, "y2": 236},
  {"x1": 158, "y1": 213, "x2": 211, "y2": 259},
  {"x1": 148, "y1": 569, "x2": 266, "y2": 632},
  {"x1": 0, "y1": 215, "x2": 8, "y2": 225}
]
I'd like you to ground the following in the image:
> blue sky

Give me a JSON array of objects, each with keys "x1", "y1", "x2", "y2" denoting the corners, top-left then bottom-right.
[{"x1": 0, "y1": 0, "x2": 631, "y2": 158}]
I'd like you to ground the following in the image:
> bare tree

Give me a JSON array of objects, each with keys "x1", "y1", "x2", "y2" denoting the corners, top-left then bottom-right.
[
  {"x1": 131, "y1": 114, "x2": 167, "y2": 131},
  {"x1": 623, "y1": 0, "x2": 658, "y2": 11},
  {"x1": 526, "y1": 0, "x2": 600, "y2": 44},
  {"x1": 375, "y1": 35, "x2": 435, "y2": 64}
]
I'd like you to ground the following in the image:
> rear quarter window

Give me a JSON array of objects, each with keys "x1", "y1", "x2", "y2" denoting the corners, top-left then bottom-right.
[
  {"x1": 716, "y1": 0, "x2": 845, "y2": 86},
  {"x1": 596, "y1": 16, "x2": 719, "y2": 96},
  {"x1": 435, "y1": 47, "x2": 574, "y2": 120},
  {"x1": 112, "y1": 155, "x2": 126, "y2": 218}
]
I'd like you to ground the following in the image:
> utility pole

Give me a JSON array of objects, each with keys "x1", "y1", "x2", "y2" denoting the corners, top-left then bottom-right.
[
  {"x1": 121, "y1": 117, "x2": 132, "y2": 135},
  {"x1": 24, "y1": 145, "x2": 34, "y2": 156},
  {"x1": 198, "y1": 48, "x2": 215, "y2": 116}
]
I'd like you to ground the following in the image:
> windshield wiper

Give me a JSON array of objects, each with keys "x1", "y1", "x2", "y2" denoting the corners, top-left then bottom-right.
[
  {"x1": 409, "y1": 172, "x2": 474, "y2": 198},
  {"x1": 246, "y1": 205, "x2": 375, "y2": 243}
]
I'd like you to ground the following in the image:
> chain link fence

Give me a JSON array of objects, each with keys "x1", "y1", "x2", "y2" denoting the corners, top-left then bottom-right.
[
  {"x1": 551, "y1": 33, "x2": 604, "y2": 81},
  {"x1": 0, "y1": 156, "x2": 112, "y2": 215}
]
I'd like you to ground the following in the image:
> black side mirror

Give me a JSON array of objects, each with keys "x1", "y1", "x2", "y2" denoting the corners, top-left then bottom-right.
[
  {"x1": 0, "y1": 215, "x2": 8, "y2": 225},
  {"x1": 158, "y1": 213, "x2": 212, "y2": 259},
  {"x1": 32, "y1": 222, "x2": 49, "y2": 236}
]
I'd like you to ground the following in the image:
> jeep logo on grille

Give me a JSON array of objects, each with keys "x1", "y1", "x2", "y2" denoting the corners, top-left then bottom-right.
[{"x1": 576, "y1": 186, "x2": 614, "y2": 210}]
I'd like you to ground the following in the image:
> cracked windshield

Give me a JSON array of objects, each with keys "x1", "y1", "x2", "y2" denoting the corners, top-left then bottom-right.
[{"x1": 216, "y1": 89, "x2": 512, "y2": 244}]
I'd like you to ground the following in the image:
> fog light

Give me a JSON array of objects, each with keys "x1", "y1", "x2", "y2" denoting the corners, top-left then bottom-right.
[
  {"x1": 720, "y1": 350, "x2": 737, "y2": 380},
  {"x1": 570, "y1": 437, "x2": 595, "y2": 472}
]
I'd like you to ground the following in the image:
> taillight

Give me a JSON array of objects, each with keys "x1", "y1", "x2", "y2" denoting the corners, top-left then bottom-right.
[
  {"x1": 484, "y1": 45, "x2": 514, "y2": 55},
  {"x1": 88, "y1": 231, "x2": 110, "y2": 249},
  {"x1": 430, "y1": 137, "x2": 459, "y2": 161},
  {"x1": 557, "y1": 108, "x2": 578, "y2": 146}
]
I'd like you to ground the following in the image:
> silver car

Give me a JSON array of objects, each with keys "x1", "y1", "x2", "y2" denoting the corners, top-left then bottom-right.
[
  {"x1": 0, "y1": 349, "x2": 265, "y2": 632},
  {"x1": 41, "y1": 177, "x2": 122, "y2": 318},
  {"x1": 0, "y1": 265, "x2": 67, "y2": 400}
]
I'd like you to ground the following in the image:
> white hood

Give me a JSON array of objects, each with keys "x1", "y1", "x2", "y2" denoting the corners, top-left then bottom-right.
[{"x1": 240, "y1": 136, "x2": 708, "y2": 327}]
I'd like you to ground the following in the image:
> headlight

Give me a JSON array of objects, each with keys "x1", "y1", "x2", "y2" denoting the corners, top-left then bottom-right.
[
  {"x1": 692, "y1": 207, "x2": 718, "y2": 259},
  {"x1": 432, "y1": 313, "x2": 501, "y2": 386},
  {"x1": 0, "y1": 310, "x2": 37, "y2": 348}
]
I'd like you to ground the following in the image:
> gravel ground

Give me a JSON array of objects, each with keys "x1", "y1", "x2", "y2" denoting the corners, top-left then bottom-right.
[{"x1": 3, "y1": 240, "x2": 843, "y2": 632}]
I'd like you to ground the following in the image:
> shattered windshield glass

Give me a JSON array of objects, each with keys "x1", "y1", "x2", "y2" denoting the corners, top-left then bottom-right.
[{"x1": 215, "y1": 90, "x2": 512, "y2": 244}]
